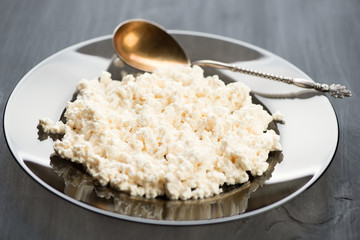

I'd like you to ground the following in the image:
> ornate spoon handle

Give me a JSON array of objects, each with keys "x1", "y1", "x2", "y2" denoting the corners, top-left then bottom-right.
[{"x1": 193, "y1": 60, "x2": 352, "y2": 98}]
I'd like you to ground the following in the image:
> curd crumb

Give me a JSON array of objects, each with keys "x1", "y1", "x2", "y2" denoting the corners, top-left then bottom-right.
[{"x1": 272, "y1": 111, "x2": 284, "y2": 121}]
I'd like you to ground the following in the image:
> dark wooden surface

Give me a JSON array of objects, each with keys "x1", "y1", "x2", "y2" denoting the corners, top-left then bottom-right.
[{"x1": 1, "y1": 0, "x2": 359, "y2": 239}]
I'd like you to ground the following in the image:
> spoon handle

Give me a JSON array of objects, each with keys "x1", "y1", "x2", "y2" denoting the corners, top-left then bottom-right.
[{"x1": 192, "y1": 60, "x2": 352, "y2": 98}]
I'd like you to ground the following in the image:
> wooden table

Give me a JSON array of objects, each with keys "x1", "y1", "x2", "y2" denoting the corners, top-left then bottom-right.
[{"x1": 1, "y1": 0, "x2": 359, "y2": 239}]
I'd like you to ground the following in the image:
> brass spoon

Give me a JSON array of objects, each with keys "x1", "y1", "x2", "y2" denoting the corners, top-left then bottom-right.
[{"x1": 113, "y1": 19, "x2": 351, "y2": 98}]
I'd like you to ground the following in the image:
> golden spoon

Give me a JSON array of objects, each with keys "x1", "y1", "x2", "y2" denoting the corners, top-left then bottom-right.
[{"x1": 113, "y1": 19, "x2": 351, "y2": 98}]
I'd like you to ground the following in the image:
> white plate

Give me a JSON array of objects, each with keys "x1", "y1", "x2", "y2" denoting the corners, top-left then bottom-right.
[{"x1": 3, "y1": 31, "x2": 338, "y2": 225}]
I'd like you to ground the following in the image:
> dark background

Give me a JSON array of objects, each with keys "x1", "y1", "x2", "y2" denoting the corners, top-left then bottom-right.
[{"x1": 1, "y1": 0, "x2": 359, "y2": 239}]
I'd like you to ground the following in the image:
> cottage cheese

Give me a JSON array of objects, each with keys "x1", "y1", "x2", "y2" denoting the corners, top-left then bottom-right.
[{"x1": 40, "y1": 66, "x2": 282, "y2": 200}]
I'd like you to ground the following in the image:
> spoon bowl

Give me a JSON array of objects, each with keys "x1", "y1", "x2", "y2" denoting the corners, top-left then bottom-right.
[{"x1": 113, "y1": 19, "x2": 189, "y2": 72}]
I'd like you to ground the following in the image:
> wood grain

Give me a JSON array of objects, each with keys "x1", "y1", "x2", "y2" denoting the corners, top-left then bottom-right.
[{"x1": 1, "y1": 0, "x2": 359, "y2": 239}]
